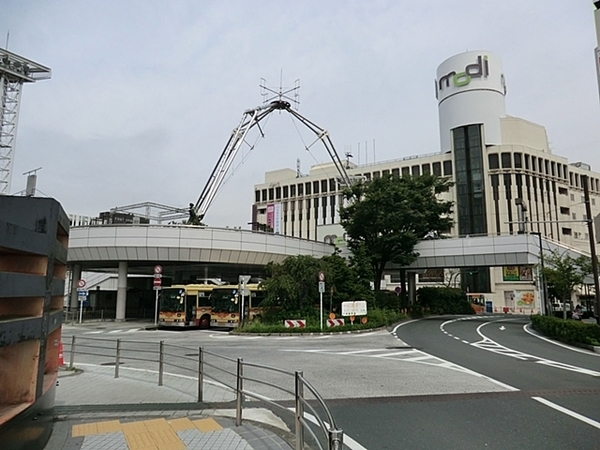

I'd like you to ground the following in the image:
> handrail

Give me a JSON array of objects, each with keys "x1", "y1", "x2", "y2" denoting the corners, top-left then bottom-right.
[{"x1": 66, "y1": 335, "x2": 343, "y2": 450}]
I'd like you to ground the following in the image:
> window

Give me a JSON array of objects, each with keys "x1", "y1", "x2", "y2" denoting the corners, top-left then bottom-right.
[
  {"x1": 392, "y1": 168, "x2": 400, "y2": 176},
  {"x1": 551, "y1": 161, "x2": 556, "y2": 177},
  {"x1": 422, "y1": 164, "x2": 431, "y2": 175},
  {"x1": 275, "y1": 187, "x2": 281, "y2": 199},
  {"x1": 572, "y1": 213, "x2": 577, "y2": 220},
  {"x1": 433, "y1": 162, "x2": 442, "y2": 176},
  {"x1": 501, "y1": 153, "x2": 511, "y2": 168},
  {"x1": 412, "y1": 165, "x2": 420, "y2": 176},
  {"x1": 488, "y1": 154, "x2": 499, "y2": 170},
  {"x1": 558, "y1": 187, "x2": 568, "y2": 195},
  {"x1": 401, "y1": 167, "x2": 410, "y2": 176},
  {"x1": 514, "y1": 153, "x2": 522, "y2": 169},
  {"x1": 560, "y1": 207, "x2": 570, "y2": 215},
  {"x1": 304, "y1": 182, "x2": 310, "y2": 195},
  {"x1": 532, "y1": 157, "x2": 537, "y2": 172},
  {"x1": 372, "y1": 171, "x2": 381, "y2": 179},
  {"x1": 282, "y1": 186, "x2": 288, "y2": 198},
  {"x1": 313, "y1": 181, "x2": 319, "y2": 194},
  {"x1": 443, "y1": 161, "x2": 453, "y2": 176},
  {"x1": 268, "y1": 188, "x2": 274, "y2": 201},
  {"x1": 261, "y1": 189, "x2": 267, "y2": 202},
  {"x1": 290, "y1": 185, "x2": 296, "y2": 197},
  {"x1": 365, "y1": 172, "x2": 372, "y2": 180},
  {"x1": 329, "y1": 178, "x2": 336, "y2": 192},
  {"x1": 382, "y1": 169, "x2": 390, "y2": 176},
  {"x1": 321, "y1": 179, "x2": 328, "y2": 193},
  {"x1": 524, "y1": 154, "x2": 530, "y2": 170},
  {"x1": 255, "y1": 190, "x2": 260, "y2": 202},
  {"x1": 562, "y1": 228, "x2": 572, "y2": 236}
]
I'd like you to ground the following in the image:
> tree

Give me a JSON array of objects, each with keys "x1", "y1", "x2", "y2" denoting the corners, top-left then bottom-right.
[
  {"x1": 340, "y1": 173, "x2": 453, "y2": 293},
  {"x1": 542, "y1": 250, "x2": 590, "y2": 308}
]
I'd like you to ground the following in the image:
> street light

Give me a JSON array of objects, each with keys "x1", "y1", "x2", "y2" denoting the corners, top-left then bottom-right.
[{"x1": 530, "y1": 231, "x2": 551, "y2": 316}]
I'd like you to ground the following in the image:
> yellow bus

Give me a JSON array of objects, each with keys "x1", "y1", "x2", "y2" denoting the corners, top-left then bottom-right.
[
  {"x1": 158, "y1": 284, "x2": 214, "y2": 328},
  {"x1": 210, "y1": 283, "x2": 265, "y2": 328}
]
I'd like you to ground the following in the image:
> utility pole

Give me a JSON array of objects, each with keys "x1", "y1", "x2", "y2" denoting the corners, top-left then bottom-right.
[{"x1": 582, "y1": 175, "x2": 600, "y2": 324}]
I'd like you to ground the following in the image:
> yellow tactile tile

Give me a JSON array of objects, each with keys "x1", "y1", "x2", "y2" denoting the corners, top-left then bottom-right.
[
  {"x1": 95, "y1": 420, "x2": 122, "y2": 434},
  {"x1": 71, "y1": 422, "x2": 98, "y2": 437},
  {"x1": 192, "y1": 418, "x2": 223, "y2": 432},
  {"x1": 123, "y1": 430, "x2": 158, "y2": 450},
  {"x1": 121, "y1": 421, "x2": 149, "y2": 433},
  {"x1": 148, "y1": 428, "x2": 186, "y2": 450},
  {"x1": 167, "y1": 417, "x2": 195, "y2": 431}
]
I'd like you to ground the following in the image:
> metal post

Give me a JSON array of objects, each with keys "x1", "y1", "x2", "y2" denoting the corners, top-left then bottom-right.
[
  {"x1": 197, "y1": 347, "x2": 204, "y2": 403},
  {"x1": 320, "y1": 291, "x2": 323, "y2": 330},
  {"x1": 532, "y1": 232, "x2": 550, "y2": 316},
  {"x1": 158, "y1": 341, "x2": 164, "y2": 386},
  {"x1": 295, "y1": 371, "x2": 304, "y2": 450},
  {"x1": 79, "y1": 296, "x2": 83, "y2": 324},
  {"x1": 236, "y1": 358, "x2": 243, "y2": 427},
  {"x1": 583, "y1": 175, "x2": 600, "y2": 324},
  {"x1": 115, "y1": 338, "x2": 121, "y2": 378},
  {"x1": 101, "y1": 309, "x2": 104, "y2": 321},
  {"x1": 154, "y1": 288, "x2": 159, "y2": 326},
  {"x1": 69, "y1": 335, "x2": 76, "y2": 369},
  {"x1": 328, "y1": 429, "x2": 344, "y2": 450}
]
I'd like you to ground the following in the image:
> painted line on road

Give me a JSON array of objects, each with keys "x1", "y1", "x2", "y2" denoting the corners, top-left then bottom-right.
[{"x1": 532, "y1": 397, "x2": 600, "y2": 430}]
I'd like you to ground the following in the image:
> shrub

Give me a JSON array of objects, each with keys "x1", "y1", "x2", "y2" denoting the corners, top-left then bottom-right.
[
  {"x1": 530, "y1": 314, "x2": 600, "y2": 346},
  {"x1": 415, "y1": 287, "x2": 474, "y2": 315}
]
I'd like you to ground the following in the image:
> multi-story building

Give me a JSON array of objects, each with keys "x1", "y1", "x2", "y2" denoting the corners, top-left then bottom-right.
[{"x1": 252, "y1": 51, "x2": 600, "y2": 301}]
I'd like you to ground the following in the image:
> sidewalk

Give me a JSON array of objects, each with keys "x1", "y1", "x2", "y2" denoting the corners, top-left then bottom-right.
[{"x1": 45, "y1": 364, "x2": 295, "y2": 450}]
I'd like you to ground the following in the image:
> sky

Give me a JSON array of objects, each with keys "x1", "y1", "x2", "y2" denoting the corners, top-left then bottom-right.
[{"x1": 2, "y1": 1, "x2": 600, "y2": 228}]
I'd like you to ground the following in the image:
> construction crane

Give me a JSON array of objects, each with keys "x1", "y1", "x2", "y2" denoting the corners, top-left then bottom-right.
[{"x1": 190, "y1": 99, "x2": 353, "y2": 224}]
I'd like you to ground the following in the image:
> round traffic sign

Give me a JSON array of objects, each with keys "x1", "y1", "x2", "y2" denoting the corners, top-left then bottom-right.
[
  {"x1": 153, "y1": 278, "x2": 162, "y2": 286},
  {"x1": 154, "y1": 265, "x2": 163, "y2": 275},
  {"x1": 318, "y1": 271, "x2": 325, "y2": 282},
  {"x1": 77, "y1": 279, "x2": 86, "y2": 288}
]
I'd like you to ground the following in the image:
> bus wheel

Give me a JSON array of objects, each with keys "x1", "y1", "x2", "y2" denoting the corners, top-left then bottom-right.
[{"x1": 199, "y1": 315, "x2": 210, "y2": 329}]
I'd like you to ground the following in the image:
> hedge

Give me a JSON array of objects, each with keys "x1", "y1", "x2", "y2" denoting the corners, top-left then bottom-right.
[{"x1": 530, "y1": 314, "x2": 600, "y2": 346}]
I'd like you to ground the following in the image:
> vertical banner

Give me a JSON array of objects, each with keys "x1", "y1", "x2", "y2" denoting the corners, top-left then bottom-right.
[
  {"x1": 266, "y1": 203, "x2": 274, "y2": 230},
  {"x1": 273, "y1": 202, "x2": 282, "y2": 234}
]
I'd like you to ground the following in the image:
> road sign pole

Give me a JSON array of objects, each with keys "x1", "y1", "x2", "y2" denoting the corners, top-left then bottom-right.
[
  {"x1": 320, "y1": 291, "x2": 323, "y2": 331},
  {"x1": 79, "y1": 297, "x2": 83, "y2": 324},
  {"x1": 154, "y1": 289, "x2": 159, "y2": 326}
]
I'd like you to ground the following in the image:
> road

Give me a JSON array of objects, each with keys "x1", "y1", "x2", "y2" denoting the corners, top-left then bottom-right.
[{"x1": 61, "y1": 316, "x2": 600, "y2": 449}]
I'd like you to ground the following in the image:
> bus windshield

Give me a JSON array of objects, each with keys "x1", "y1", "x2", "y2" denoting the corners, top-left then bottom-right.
[
  {"x1": 160, "y1": 288, "x2": 186, "y2": 312},
  {"x1": 211, "y1": 289, "x2": 238, "y2": 313}
]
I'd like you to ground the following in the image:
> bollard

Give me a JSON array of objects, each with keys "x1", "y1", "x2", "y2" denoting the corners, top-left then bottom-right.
[
  {"x1": 158, "y1": 341, "x2": 164, "y2": 386},
  {"x1": 69, "y1": 335, "x2": 76, "y2": 369},
  {"x1": 295, "y1": 371, "x2": 304, "y2": 450},
  {"x1": 328, "y1": 429, "x2": 344, "y2": 450},
  {"x1": 236, "y1": 358, "x2": 243, "y2": 427},
  {"x1": 115, "y1": 339, "x2": 121, "y2": 378},
  {"x1": 197, "y1": 347, "x2": 204, "y2": 403}
]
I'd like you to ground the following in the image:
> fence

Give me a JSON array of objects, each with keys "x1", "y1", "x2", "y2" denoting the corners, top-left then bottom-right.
[{"x1": 66, "y1": 335, "x2": 343, "y2": 450}]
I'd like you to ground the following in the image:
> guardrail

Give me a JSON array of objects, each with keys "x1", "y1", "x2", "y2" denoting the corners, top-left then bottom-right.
[{"x1": 66, "y1": 335, "x2": 343, "y2": 450}]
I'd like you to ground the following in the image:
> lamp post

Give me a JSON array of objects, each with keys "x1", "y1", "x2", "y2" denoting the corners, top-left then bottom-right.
[
  {"x1": 582, "y1": 175, "x2": 600, "y2": 324},
  {"x1": 531, "y1": 231, "x2": 550, "y2": 316}
]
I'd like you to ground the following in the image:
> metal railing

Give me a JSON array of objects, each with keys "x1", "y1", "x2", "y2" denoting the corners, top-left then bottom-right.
[{"x1": 66, "y1": 335, "x2": 343, "y2": 450}]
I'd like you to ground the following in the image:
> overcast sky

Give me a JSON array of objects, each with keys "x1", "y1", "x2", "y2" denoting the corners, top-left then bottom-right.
[{"x1": 2, "y1": 1, "x2": 600, "y2": 227}]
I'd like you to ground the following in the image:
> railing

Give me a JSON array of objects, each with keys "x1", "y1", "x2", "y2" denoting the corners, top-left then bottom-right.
[{"x1": 66, "y1": 335, "x2": 343, "y2": 450}]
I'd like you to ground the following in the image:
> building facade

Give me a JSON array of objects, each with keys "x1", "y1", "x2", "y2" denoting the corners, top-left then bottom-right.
[{"x1": 252, "y1": 51, "x2": 600, "y2": 305}]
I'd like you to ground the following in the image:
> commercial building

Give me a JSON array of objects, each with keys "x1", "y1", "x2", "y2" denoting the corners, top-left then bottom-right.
[{"x1": 252, "y1": 51, "x2": 600, "y2": 307}]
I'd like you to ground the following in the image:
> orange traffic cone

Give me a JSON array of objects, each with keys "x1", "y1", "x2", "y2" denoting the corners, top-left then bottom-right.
[{"x1": 58, "y1": 341, "x2": 64, "y2": 366}]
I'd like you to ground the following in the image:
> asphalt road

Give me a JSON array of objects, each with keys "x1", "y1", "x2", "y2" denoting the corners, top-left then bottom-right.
[{"x1": 61, "y1": 316, "x2": 600, "y2": 449}]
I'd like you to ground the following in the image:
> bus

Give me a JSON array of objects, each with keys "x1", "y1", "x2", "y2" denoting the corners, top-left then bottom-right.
[
  {"x1": 210, "y1": 283, "x2": 265, "y2": 328},
  {"x1": 158, "y1": 284, "x2": 214, "y2": 328}
]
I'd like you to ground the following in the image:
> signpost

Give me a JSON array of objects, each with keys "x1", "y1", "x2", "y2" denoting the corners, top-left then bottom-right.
[
  {"x1": 153, "y1": 265, "x2": 162, "y2": 326},
  {"x1": 341, "y1": 301, "x2": 367, "y2": 326},
  {"x1": 318, "y1": 271, "x2": 325, "y2": 330},
  {"x1": 77, "y1": 279, "x2": 87, "y2": 324},
  {"x1": 239, "y1": 275, "x2": 251, "y2": 327}
]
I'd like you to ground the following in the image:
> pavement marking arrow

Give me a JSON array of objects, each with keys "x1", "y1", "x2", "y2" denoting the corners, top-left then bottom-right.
[{"x1": 499, "y1": 326, "x2": 506, "y2": 330}]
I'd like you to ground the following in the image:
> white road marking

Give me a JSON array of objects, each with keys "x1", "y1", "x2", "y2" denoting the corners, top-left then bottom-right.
[
  {"x1": 499, "y1": 326, "x2": 506, "y2": 331},
  {"x1": 84, "y1": 331, "x2": 104, "y2": 334},
  {"x1": 523, "y1": 324, "x2": 600, "y2": 357},
  {"x1": 532, "y1": 397, "x2": 600, "y2": 430}
]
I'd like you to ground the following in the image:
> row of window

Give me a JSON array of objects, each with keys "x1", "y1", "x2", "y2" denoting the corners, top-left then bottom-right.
[
  {"x1": 255, "y1": 161, "x2": 454, "y2": 203},
  {"x1": 488, "y1": 152, "x2": 600, "y2": 192}
]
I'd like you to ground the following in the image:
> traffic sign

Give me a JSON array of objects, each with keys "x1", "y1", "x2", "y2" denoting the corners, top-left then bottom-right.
[
  {"x1": 77, "y1": 279, "x2": 86, "y2": 288},
  {"x1": 153, "y1": 278, "x2": 162, "y2": 287},
  {"x1": 153, "y1": 286, "x2": 162, "y2": 291},
  {"x1": 318, "y1": 281, "x2": 325, "y2": 293},
  {"x1": 154, "y1": 265, "x2": 163, "y2": 274},
  {"x1": 239, "y1": 275, "x2": 251, "y2": 284},
  {"x1": 318, "y1": 271, "x2": 325, "y2": 282}
]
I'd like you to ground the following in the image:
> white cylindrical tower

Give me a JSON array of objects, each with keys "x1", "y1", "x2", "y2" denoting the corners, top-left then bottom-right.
[{"x1": 436, "y1": 51, "x2": 507, "y2": 153}]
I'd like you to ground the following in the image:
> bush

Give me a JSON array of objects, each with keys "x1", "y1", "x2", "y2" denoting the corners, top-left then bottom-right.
[
  {"x1": 530, "y1": 314, "x2": 600, "y2": 346},
  {"x1": 415, "y1": 287, "x2": 474, "y2": 315}
]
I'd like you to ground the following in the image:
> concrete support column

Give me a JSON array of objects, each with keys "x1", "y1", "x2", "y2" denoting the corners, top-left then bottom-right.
[
  {"x1": 407, "y1": 272, "x2": 417, "y2": 305},
  {"x1": 70, "y1": 264, "x2": 82, "y2": 311},
  {"x1": 116, "y1": 261, "x2": 128, "y2": 322}
]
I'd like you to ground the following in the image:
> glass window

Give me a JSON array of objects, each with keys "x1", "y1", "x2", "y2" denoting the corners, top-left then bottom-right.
[
  {"x1": 329, "y1": 178, "x2": 336, "y2": 192},
  {"x1": 268, "y1": 188, "x2": 274, "y2": 201},
  {"x1": 532, "y1": 157, "x2": 537, "y2": 172},
  {"x1": 320, "y1": 179, "x2": 328, "y2": 193},
  {"x1": 261, "y1": 189, "x2": 267, "y2": 202},
  {"x1": 551, "y1": 161, "x2": 556, "y2": 177},
  {"x1": 290, "y1": 185, "x2": 296, "y2": 197},
  {"x1": 443, "y1": 161, "x2": 453, "y2": 176},
  {"x1": 422, "y1": 164, "x2": 431, "y2": 175},
  {"x1": 401, "y1": 167, "x2": 410, "y2": 176},
  {"x1": 373, "y1": 171, "x2": 381, "y2": 178},
  {"x1": 432, "y1": 162, "x2": 442, "y2": 176},
  {"x1": 412, "y1": 165, "x2": 420, "y2": 176},
  {"x1": 392, "y1": 168, "x2": 400, "y2": 176},
  {"x1": 275, "y1": 187, "x2": 281, "y2": 199},
  {"x1": 514, "y1": 153, "x2": 522, "y2": 169},
  {"x1": 488, "y1": 154, "x2": 499, "y2": 169},
  {"x1": 282, "y1": 186, "x2": 288, "y2": 198},
  {"x1": 313, "y1": 181, "x2": 319, "y2": 194},
  {"x1": 304, "y1": 182, "x2": 310, "y2": 195},
  {"x1": 382, "y1": 169, "x2": 390, "y2": 176},
  {"x1": 501, "y1": 153, "x2": 511, "y2": 168},
  {"x1": 365, "y1": 172, "x2": 372, "y2": 180},
  {"x1": 524, "y1": 154, "x2": 530, "y2": 170},
  {"x1": 255, "y1": 190, "x2": 260, "y2": 202}
]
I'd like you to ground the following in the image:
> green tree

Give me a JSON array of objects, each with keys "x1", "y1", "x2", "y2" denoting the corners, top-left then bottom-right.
[
  {"x1": 340, "y1": 173, "x2": 453, "y2": 293},
  {"x1": 542, "y1": 250, "x2": 590, "y2": 306}
]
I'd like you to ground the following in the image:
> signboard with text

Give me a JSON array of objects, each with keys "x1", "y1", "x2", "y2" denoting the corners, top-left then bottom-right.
[{"x1": 341, "y1": 300, "x2": 367, "y2": 317}]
